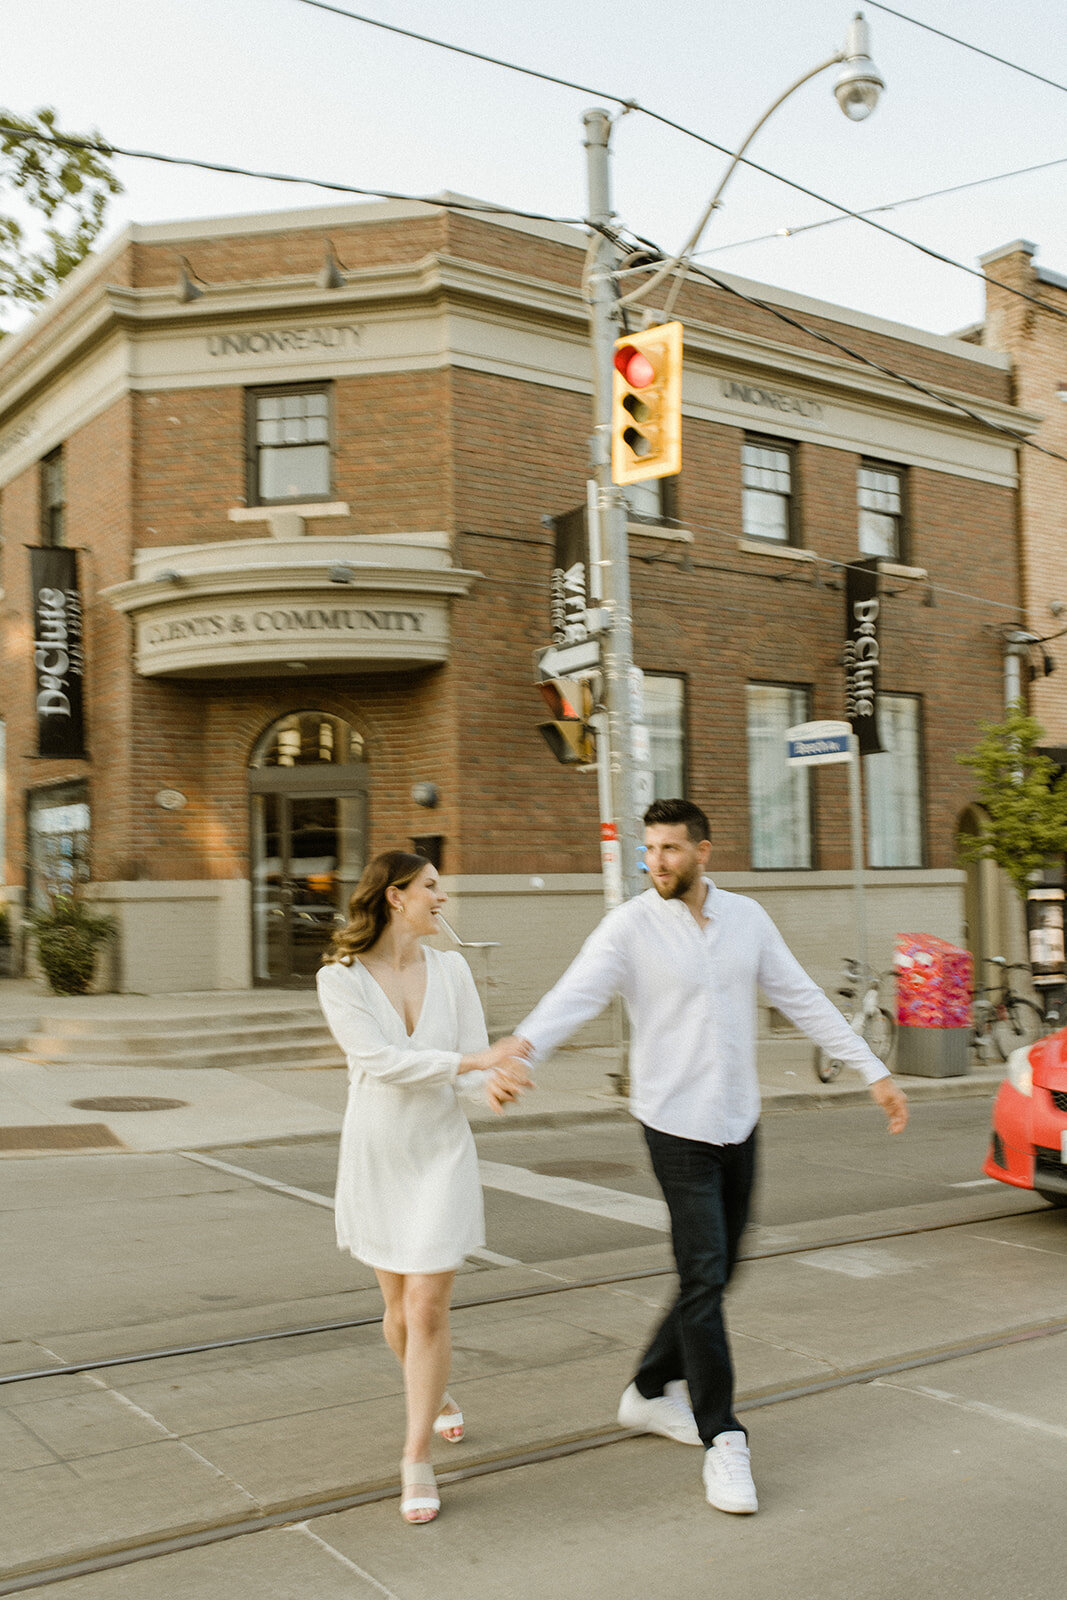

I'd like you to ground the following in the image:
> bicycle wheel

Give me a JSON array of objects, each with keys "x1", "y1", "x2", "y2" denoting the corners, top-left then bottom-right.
[
  {"x1": 990, "y1": 998, "x2": 1044, "y2": 1061},
  {"x1": 970, "y1": 1004, "x2": 1000, "y2": 1064},
  {"x1": 813, "y1": 1046, "x2": 842, "y2": 1083},
  {"x1": 861, "y1": 1007, "x2": 896, "y2": 1063}
]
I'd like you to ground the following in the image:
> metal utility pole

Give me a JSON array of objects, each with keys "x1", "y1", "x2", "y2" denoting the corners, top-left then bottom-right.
[{"x1": 583, "y1": 107, "x2": 648, "y2": 903}]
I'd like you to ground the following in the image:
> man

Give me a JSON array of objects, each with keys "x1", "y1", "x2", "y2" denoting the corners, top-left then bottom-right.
[{"x1": 515, "y1": 798, "x2": 908, "y2": 1515}]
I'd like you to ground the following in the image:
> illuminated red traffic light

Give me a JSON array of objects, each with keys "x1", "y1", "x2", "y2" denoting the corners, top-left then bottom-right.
[{"x1": 613, "y1": 344, "x2": 656, "y2": 389}]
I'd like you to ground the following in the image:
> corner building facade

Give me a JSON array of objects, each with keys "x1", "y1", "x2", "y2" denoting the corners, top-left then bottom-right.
[{"x1": 0, "y1": 199, "x2": 1029, "y2": 1018}]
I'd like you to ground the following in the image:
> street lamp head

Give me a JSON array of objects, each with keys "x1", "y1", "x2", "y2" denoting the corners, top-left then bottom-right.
[{"x1": 834, "y1": 12, "x2": 885, "y2": 121}]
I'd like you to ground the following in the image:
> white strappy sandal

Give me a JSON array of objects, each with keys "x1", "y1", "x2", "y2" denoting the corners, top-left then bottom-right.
[
  {"x1": 400, "y1": 1460, "x2": 440, "y2": 1523},
  {"x1": 432, "y1": 1392, "x2": 465, "y2": 1443}
]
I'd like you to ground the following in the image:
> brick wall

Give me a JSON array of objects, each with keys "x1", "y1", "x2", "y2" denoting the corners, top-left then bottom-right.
[{"x1": 982, "y1": 245, "x2": 1067, "y2": 742}]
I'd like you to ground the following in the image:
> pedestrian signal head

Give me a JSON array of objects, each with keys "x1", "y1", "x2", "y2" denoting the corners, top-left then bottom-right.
[{"x1": 537, "y1": 676, "x2": 596, "y2": 765}]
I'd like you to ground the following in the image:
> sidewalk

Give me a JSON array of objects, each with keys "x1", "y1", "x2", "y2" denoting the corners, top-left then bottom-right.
[{"x1": 0, "y1": 976, "x2": 1004, "y2": 1155}]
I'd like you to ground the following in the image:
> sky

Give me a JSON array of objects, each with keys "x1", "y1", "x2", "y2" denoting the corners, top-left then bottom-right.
[{"x1": 3, "y1": 0, "x2": 1066, "y2": 337}]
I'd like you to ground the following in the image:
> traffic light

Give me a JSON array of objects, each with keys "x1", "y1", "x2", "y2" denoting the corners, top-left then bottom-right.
[
  {"x1": 611, "y1": 321, "x2": 683, "y2": 485},
  {"x1": 537, "y1": 677, "x2": 596, "y2": 765}
]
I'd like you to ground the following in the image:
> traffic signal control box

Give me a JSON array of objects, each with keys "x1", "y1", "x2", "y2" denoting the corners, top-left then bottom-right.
[
  {"x1": 611, "y1": 321, "x2": 683, "y2": 484},
  {"x1": 537, "y1": 677, "x2": 596, "y2": 765}
]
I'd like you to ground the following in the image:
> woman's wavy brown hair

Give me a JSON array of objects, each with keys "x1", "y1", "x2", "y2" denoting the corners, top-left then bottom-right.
[{"x1": 322, "y1": 850, "x2": 432, "y2": 965}]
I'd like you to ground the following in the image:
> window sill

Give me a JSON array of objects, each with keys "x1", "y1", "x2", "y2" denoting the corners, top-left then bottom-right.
[
  {"x1": 626, "y1": 518, "x2": 693, "y2": 543},
  {"x1": 737, "y1": 539, "x2": 815, "y2": 564},
  {"x1": 228, "y1": 503, "x2": 350, "y2": 539},
  {"x1": 876, "y1": 560, "x2": 928, "y2": 581},
  {"x1": 230, "y1": 503, "x2": 349, "y2": 522}
]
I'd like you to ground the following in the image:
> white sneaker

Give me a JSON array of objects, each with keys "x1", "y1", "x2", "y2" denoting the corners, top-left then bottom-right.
[
  {"x1": 702, "y1": 1431, "x2": 758, "y2": 1513},
  {"x1": 617, "y1": 1381, "x2": 702, "y2": 1446}
]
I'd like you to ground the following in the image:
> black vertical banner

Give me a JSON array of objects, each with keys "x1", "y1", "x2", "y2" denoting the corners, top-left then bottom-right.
[
  {"x1": 843, "y1": 558, "x2": 883, "y2": 755},
  {"x1": 29, "y1": 547, "x2": 86, "y2": 759}
]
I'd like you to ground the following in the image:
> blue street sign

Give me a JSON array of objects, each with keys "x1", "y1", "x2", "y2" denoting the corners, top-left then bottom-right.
[{"x1": 785, "y1": 720, "x2": 853, "y2": 766}]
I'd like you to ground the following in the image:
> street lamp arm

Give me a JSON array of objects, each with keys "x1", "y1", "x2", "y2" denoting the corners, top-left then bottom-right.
[{"x1": 621, "y1": 52, "x2": 843, "y2": 315}]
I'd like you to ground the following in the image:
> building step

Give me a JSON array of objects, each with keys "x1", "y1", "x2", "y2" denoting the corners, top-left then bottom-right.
[
  {"x1": 26, "y1": 1004, "x2": 324, "y2": 1040},
  {"x1": 22, "y1": 1022, "x2": 336, "y2": 1058},
  {"x1": 17, "y1": 1007, "x2": 344, "y2": 1071},
  {"x1": 19, "y1": 1040, "x2": 346, "y2": 1071}
]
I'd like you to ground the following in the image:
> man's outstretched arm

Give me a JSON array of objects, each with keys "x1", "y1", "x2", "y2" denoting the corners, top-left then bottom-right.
[{"x1": 515, "y1": 914, "x2": 629, "y2": 1060}]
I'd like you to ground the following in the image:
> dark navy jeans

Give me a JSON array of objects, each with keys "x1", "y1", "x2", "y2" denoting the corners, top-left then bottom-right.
[{"x1": 635, "y1": 1122, "x2": 758, "y2": 1447}]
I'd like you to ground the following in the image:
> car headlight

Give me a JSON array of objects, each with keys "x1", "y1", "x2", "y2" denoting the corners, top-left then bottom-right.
[{"x1": 1005, "y1": 1046, "x2": 1033, "y2": 1096}]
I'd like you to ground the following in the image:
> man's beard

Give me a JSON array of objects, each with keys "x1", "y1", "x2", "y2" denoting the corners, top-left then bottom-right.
[{"x1": 651, "y1": 862, "x2": 699, "y2": 900}]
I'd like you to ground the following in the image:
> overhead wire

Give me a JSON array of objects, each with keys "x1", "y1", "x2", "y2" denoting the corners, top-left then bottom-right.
[
  {"x1": 0, "y1": 121, "x2": 585, "y2": 228},
  {"x1": 864, "y1": 2, "x2": 1067, "y2": 96},
  {"x1": 288, "y1": 0, "x2": 1067, "y2": 329},
  {"x1": 697, "y1": 155, "x2": 1067, "y2": 258}
]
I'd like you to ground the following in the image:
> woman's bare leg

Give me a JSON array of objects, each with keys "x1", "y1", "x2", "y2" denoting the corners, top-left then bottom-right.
[
  {"x1": 375, "y1": 1269, "x2": 407, "y2": 1366},
  {"x1": 401, "y1": 1271, "x2": 456, "y2": 1465}
]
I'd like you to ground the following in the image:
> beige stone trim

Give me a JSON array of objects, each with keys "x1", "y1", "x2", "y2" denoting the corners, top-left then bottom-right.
[{"x1": 737, "y1": 539, "x2": 817, "y2": 563}]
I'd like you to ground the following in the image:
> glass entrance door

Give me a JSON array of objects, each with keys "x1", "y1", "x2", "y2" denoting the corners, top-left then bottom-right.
[{"x1": 251, "y1": 786, "x2": 367, "y2": 985}]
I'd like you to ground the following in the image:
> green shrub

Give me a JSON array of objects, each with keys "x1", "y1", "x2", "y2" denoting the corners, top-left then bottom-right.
[{"x1": 28, "y1": 896, "x2": 114, "y2": 996}]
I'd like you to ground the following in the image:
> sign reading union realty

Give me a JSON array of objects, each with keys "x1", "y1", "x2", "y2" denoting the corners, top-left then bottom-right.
[
  {"x1": 206, "y1": 324, "x2": 360, "y2": 358},
  {"x1": 135, "y1": 598, "x2": 444, "y2": 677}
]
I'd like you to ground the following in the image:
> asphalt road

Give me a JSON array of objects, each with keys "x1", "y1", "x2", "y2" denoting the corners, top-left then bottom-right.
[{"x1": 5, "y1": 1095, "x2": 1065, "y2": 1599}]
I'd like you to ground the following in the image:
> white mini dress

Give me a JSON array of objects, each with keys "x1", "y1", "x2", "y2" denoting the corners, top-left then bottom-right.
[{"x1": 317, "y1": 947, "x2": 490, "y2": 1274}]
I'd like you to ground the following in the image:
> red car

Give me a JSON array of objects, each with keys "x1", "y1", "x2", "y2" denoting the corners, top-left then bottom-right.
[{"x1": 985, "y1": 1029, "x2": 1067, "y2": 1206}]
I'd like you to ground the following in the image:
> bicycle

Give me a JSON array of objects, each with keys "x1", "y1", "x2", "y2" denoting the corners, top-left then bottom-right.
[
  {"x1": 969, "y1": 957, "x2": 1047, "y2": 1063},
  {"x1": 813, "y1": 958, "x2": 896, "y2": 1083}
]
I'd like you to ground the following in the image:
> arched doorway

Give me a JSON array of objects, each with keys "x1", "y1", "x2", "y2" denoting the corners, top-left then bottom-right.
[
  {"x1": 249, "y1": 712, "x2": 369, "y2": 985},
  {"x1": 957, "y1": 803, "x2": 1020, "y2": 980}
]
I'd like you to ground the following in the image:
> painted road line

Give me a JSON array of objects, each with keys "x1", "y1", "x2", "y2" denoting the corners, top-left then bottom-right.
[
  {"x1": 793, "y1": 1243, "x2": 916, "y2": 1278},
  {"x1": 179, "y1": 1150, "x2": 334, "y2": 1208},
  {"x1": 896, "y1": 1383, "x2": 1067, "y2": 1442},
  {"x1": 180, "y1": 1151, "x2": 520, "y2": 1266},
  {"x1": 949, "y1": 1178, "x2": 999, "y2": 1188},
  {"x1": 478, "y1": 1159, "x2": 670, "y2": 1232}
]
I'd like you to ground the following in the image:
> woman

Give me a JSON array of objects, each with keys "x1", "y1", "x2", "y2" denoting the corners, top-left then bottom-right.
[{"x1": 317, "y1": 850, "x2": 531, "y2": 1524}]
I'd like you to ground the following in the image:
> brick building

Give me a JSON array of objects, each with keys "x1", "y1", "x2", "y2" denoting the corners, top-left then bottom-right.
[
  {"x1": 975, "y1": 241, "x2": 1067, "y2": 737},
  {"x1": 0, "y1": 197, "x2": 1031, "y2": 1012}
]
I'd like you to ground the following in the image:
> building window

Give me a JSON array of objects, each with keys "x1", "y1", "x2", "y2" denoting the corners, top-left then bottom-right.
[
  {"x1": 625, "y1": 475, "x2": 679, "y2": 525},
  {"x1": 747, "y1": 683, "x2": 813, "y2": 869},
  {"x1": 864, "y1": 694, "x2": 923, "y2": 867},
  {"x1": 27, "y1": 781, "x2": 90, "y2": 911},
  {"x1": 40, "y1": 448, "x2": 65, "y2": 546},
  {"x1": 248, "y1": 385, "x2": 331, "y2": 505},
  {"x1": 741, "y1": 438, "x2": 793, "y2": 543},
  {"x1": 858, "y1": 462, "x2": 904, "y2": 560},
  {"x1": 643, "y1": 674, "x2": 686, "y2": 799}
]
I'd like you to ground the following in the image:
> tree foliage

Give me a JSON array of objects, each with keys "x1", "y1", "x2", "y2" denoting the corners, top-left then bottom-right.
[
  {"x1": 0, "y1": 107, "x2": 122, "y2": 312},
  {"x1": 957, "y1": 700, "x2": 1067, "y2": 901}
]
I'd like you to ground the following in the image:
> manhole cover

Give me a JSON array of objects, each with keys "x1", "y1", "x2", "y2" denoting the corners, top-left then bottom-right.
[
  {"x1": 69, "y1": 1096, "x2": 188, "y2": 1113},
  {"x1": 528, "y1": 1160, "x2": 636, "y2": 1181}
]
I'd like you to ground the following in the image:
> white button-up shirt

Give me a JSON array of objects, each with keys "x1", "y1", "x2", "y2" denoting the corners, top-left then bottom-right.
[{"x1": 518, "y1": 879, "x2": 888, "y2": 1145}]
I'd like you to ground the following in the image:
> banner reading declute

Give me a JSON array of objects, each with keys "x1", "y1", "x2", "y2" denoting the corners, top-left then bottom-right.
[
  {"x1": 29, "y1": 547, "x2": 86, "y2": 759},
  {"x1": 843, "y1": 558, "x2": 883, "y2": 756}
]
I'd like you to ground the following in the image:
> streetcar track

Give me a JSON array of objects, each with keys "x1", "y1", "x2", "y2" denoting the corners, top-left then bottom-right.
[
  {"x1": 3, "y1": 1311, "x2": 1066, "y2": 1597},
  {"x1": 1, "y1": 1200, "x2": 1047, "y2": 1389}
]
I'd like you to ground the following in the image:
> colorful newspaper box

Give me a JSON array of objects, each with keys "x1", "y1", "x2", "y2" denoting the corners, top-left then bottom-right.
[{"x1": 894, "y1": 934, "x2": 972, "y2": 1030}]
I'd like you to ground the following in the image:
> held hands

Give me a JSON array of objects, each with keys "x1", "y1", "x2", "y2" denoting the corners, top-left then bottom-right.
[
  {"x1": 870, "y1": 1076, "x2": 908, "y2": 1134},
  {"x1": 486, "y1": 1057, "x2": 534, "y2": 1115},
  {"x1": 458, "y1": 1034, "x2": 534, "y2": 1116},
  {"x1": 484, "y1": 1035, "x2": 534, "y2": 1116}
]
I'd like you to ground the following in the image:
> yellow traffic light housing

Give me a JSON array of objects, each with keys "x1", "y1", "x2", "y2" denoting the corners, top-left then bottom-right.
[
  {"x1": 611, "y1": 321, "x2": 683, "y2": 485},
  {"x1": 537, "y1": 677, "x2": 596, "y2": 765}
]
